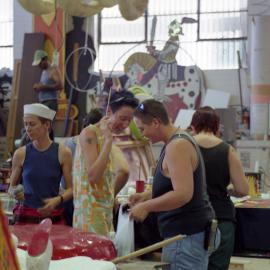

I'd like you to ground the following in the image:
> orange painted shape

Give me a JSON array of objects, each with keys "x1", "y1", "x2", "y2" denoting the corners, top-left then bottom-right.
[
  {"x1": 251, "y1": 84, "x2": 270, "y2": 95},
  {"x1": 251, "y1": 93, "x2": 270, "y2": 103},
  {"x1": 0, "y1": 203, "x2": 20, "y2": 270},
  {"x1": 34, "y1": 8, "x2": 65, "y2": 75}
]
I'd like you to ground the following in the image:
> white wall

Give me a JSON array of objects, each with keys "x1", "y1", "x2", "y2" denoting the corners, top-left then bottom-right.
[
  {"x1": 203, "y1": 69, "x2": 250, "y2": 108},
  {"x1": 14, "y1": 1, "x2": 32, "y2": 60}
]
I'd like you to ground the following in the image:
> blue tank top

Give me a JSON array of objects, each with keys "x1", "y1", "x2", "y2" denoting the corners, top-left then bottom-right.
[
  {"x1": 152, "y1": 132, "x2": 214, "y2": 237},
  {"x1": 22, "y1": 142, "x2": 62, "y2": 208},
  {"x1": 39, "y1": 69, "x2": 58, "y2": 102}
]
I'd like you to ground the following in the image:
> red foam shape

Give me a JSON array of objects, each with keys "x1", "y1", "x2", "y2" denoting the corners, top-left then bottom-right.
[
  {"x1": 10, "y1": 224, "x2": 117, "y2": 260},
  {"x1": 28, "y1": 219, "x2": 52, "y2": 257}
]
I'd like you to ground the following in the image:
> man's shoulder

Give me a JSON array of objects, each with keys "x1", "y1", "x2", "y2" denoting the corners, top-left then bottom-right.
[
  {"x1": 48, "y1": 65, "x2": 60, "y2": 75},
  {"x1": 13, "y1": 146, "x2": 26, "y2": 164},
  {"x1": 166, "y1": 135, "x2": 196, "y2": 157}
]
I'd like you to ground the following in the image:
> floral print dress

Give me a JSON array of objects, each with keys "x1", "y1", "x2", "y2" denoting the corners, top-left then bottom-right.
[{"x1": 73, "y1": 125, "x2": 114, "y2": 236}]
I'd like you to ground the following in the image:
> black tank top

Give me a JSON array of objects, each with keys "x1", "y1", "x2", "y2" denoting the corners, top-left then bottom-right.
[
  {"x1": 199, "y1": 142, "x2": 235, "y2": 222},
  {"x1": 152, "y1": 132, "x2": 214, "y2": 237}
]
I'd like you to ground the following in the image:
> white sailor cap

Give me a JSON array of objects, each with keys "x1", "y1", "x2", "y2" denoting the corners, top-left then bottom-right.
[{"x1": 24, "y1": 103, "x2": 56, "y2": 120}]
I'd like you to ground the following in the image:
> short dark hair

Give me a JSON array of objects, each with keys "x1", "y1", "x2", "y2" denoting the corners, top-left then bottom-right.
[
  {"x1": 41, "y1": 56, "x2": 48, "y2": 62},
  {"x1": 106, "y1": 90, "x2": 139, "y2": 113},
  {"x1": 134, "y1": 99, "x2": 170, "y2": 125},
  {"x1": 82, "y1": 108, "x2": 103, "y2": 128},
  {"x1": 191, "y1": 106, "x2": 220, "y2": 135}
]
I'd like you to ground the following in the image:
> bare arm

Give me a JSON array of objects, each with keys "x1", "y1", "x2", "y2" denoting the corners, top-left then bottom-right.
[
  {"x1": 50, "y1": 66, "x2": 63, "y2": 90},
  {"x1": 228, "y1": 146, "x2": 249, "y2": 197},
  {"x1": 129, "y1": 190, "x2": 152, "y2": 206},
  {"x1": 34, "y1": 66, "x2": 63, "y2": 92},
  {"x1": 80, "y1": 118, "x2": 113, "y2": 183},
  {"x1": 130, "y1": 139, "x2": 195, "y2": 221},
  {"x1": 58, "y1": 144, "x2": 73, "y2": 201},
  {"x1": 9, "y1": 147, "x2": 25, "y2": 187},
  {"x1": 8, "y1": 147, "x2": 25, "y2": 200},
  {"x1": 144, "y1": 139, "x2": 194, "y2": 211}
]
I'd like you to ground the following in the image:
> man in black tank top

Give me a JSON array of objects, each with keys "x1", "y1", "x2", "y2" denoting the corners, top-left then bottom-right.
[{"x1": 129, "y1": 99, "x2": 217, "y2": 270}]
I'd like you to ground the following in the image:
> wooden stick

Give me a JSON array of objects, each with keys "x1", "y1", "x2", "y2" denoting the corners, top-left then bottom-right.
[
  {"x1": 105, "y1": 87, "x2": 112, "y2": 116},
  {"x1": 112, "y1": 234, "x2": 185, "y2": 264},
  {"x1": 6, "y1": 60, "x2": 21, "y2": 157}
]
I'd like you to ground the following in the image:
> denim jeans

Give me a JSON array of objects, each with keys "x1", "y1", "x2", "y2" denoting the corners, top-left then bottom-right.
[{"x1": 162, "y1": 230, "x2": 220, "y2": 270}]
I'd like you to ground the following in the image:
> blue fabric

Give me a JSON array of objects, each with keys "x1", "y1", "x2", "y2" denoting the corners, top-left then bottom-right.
[
  {"x1": 22, "y1": 142, "x2": 62, "y2": 208},
  {"x1": 60, "y1": 136, "x2": 77, "y2": 226},
  {"x1": 162, "y1": 230, "x2": 220, "y2": 270},
  {"x1": 60, "y1": 136, "x2": 77, "y2": 189},
  {"x1": 38, "y1": 69, "x2": 58, "y2": 102}
]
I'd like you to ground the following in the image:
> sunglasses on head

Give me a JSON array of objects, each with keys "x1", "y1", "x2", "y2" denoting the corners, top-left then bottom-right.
[{"x1": 137, "y1": 103, "x2": 156, "y2": 118}]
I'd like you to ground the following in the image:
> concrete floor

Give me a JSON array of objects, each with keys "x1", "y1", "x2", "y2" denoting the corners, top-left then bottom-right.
[
  {"x1": 117, "y1": 257, "x2": 270, "y2": 270},
  {"x1": 230, "y1": 257, "x2": 270, "y2": 270}
]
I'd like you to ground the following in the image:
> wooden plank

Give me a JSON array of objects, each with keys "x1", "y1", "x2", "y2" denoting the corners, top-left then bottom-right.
[
  {"x1": 115, "y1": 140, "x2": 148, "y2": 149},
  {"x1": 115, "y1": 140, "x2": 153, "y2": 179},
  {"x1": 229, "y1": 258, "x2": 250, "y2": 270},
  {"x1": 14, "y1": 33, "x2": 45, "y2": 140},
  {"x1": 113, "y1": 235, "x2": 184, "y2": 264},
  {"x1": 6, "y1": 60, "x2": 21, "y2": 156}
]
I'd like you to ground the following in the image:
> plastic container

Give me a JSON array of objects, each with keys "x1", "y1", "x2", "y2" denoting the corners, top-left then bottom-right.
[{"x1": 136, "y1": 180, "x2": 145, "y2": 193}]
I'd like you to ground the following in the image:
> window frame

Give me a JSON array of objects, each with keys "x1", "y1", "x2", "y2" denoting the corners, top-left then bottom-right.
[
  {"x1": 197, "y1": 0, "x2": 248, "y2": 41},
  {"x1": 0, "y1": 0, "x2": 14, "y2": 69},
  {"x1": 96, "y1": 0, "x2": 248, "y2": 70},
  {"x1": 98, "y1": 11, "x2": 148, "y2": 45}
]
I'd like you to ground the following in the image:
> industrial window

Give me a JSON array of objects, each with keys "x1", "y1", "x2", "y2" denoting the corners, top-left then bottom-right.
[
  {"x1": 0, "y1": 0, "x2": 14, "y2": 69},
  {"x1": 96, "y1": 0, "x2": 247, "y2": 71},
  {"x1": 199, "y1": 0, "x2": 247, "y2": 40}
]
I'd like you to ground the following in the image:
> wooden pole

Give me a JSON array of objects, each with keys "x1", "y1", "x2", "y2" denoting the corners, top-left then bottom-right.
[
  {"x1": 6, "y1": 60, "x2": 21, "y2": 157},
  {"x1": 112, "y1": 234, "x2": 185, "y2": 264}
]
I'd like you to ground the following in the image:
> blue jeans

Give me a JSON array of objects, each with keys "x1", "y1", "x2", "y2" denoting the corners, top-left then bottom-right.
[{"x1": 162, "y1": 230, "x2": 220, "y2": 270}]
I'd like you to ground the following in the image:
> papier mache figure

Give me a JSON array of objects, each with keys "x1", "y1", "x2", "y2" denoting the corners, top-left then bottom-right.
[{"x1": 147, "y1": 19, "x2": 183, "y2": 82}]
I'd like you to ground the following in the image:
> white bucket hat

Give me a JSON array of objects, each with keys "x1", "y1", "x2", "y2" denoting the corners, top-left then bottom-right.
[
  {"x1": 32, "y1": 50, "x2": 48, "y2": 66},
  {"x1": 24, "y1": 103, "x2": 56, "y2": 120}
]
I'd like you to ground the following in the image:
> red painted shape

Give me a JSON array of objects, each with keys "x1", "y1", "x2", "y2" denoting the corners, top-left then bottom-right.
[
  {"x1": 28, "y1": 219, "x2": 52, "y2": 257},
  {"x1": 10, "y1": 224, "x2": 117, "y2": 260}
]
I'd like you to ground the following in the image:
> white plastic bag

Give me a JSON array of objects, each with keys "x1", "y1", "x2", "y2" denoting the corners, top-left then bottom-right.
[{"x1": 114, "y1": 204, "x2": 134, "y2": 257}]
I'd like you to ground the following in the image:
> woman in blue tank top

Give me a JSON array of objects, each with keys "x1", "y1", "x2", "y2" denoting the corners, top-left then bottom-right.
[{"x1": 8, "y1": 103, "x2": 73, "y2": 224}]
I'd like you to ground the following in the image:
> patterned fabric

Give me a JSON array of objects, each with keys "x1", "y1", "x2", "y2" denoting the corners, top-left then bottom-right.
[{"x1": 73, "y1": 125, "x2": 114, "y2": 236}]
